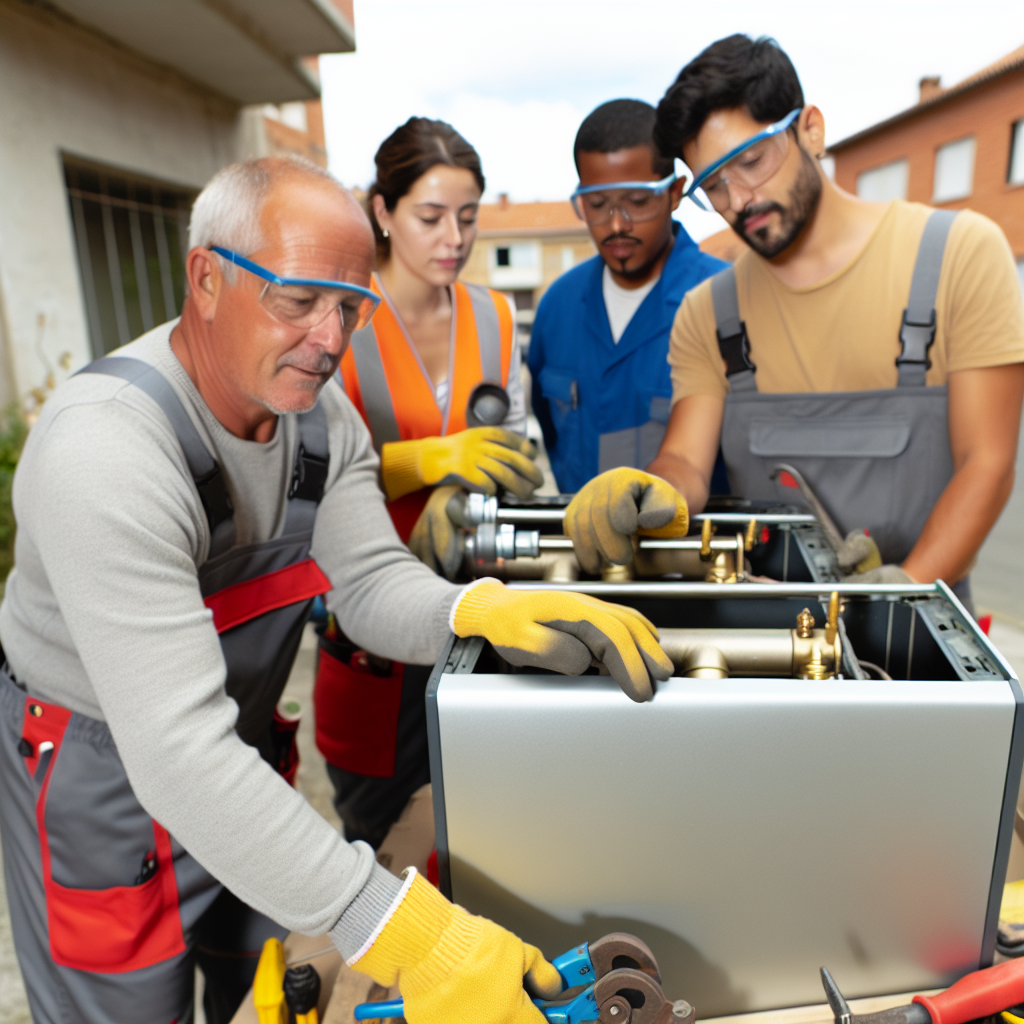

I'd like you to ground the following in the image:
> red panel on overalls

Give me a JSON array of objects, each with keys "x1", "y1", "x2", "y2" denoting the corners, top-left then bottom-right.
[
  {"x1": 22, "y1": 696, "x2": 186, "y2": 973},
  {"x1": 204, "y1": 558, "x2": 331, "y2": 785},
  {"x1": 323, "y1": 281, "x2": 513, "y2": 776}
]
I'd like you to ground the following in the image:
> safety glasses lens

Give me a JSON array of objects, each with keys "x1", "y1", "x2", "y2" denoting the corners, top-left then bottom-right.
[
  {"x1": 573, "y1": 187, "x2": 669, "y2": 226},
  {"x1": 698, "y1": 133, "x2": 790, "y2": 211},
  {"x1": 260, "y1": 283, "x2": 377, "y2": 332}
]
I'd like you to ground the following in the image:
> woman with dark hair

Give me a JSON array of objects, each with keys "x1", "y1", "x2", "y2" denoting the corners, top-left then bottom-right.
[{"x1": 314, "y1": 118, "x2": 542, "y2": 850}]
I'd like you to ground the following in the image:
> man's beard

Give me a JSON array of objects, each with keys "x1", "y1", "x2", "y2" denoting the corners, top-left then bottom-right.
[
  {"x1": 601, "y1": 232, "x2": 672, "y2": 281},
  {"x1": 734, "y1": 147, "x2": 822, "y2": 259}
]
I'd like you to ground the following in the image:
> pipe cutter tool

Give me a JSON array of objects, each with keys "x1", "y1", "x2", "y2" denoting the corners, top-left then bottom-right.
[
  {"x1": 820, "y1": 960, "x2": 1024, "y2": 1024},
  {"x1": 354, "y1": 932, "x2": 694, "y2": 1024}
]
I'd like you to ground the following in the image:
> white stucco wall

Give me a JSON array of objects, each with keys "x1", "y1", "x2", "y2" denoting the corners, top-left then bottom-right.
[{"x1": 0, "y1": 2, "x2": 248, "y2": 406}]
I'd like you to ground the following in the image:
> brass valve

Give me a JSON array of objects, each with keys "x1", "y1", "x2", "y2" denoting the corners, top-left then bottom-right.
[
  {"x1": 825, "y1": 591, "x2": 840, "y2": 646},
  {"x1": 795, "y1": 609, "x2": 816, "y2": 638},
  {"x1": 744, "y1": 519, "x2": 759, "y2": 552},
  {"x1": 791, "y1": 593, "x2": 842, "y2": 679},
  {"x1": 700, "y1": 519, "x2": 715, "y2": 561}
]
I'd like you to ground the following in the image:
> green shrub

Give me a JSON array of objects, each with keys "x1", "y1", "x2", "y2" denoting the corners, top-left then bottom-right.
[{"x1": 0, "y1": 405, "x2": 28, "y2": 589}]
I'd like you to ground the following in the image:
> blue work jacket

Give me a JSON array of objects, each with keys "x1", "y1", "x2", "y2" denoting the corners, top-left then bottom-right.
[{"x1": 528, "y1": 223, "x2": 727, "y2": 494}]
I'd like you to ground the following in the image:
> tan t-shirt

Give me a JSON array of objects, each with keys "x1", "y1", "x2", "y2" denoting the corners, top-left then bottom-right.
[{"x1": 669, "y1": 201, "x2": 1024, "y2": 401}]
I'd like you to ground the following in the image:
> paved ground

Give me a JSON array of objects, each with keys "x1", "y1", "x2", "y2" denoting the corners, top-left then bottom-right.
[{"x1": 973, "y1": 419, "x2": 1024, "y2": 628}]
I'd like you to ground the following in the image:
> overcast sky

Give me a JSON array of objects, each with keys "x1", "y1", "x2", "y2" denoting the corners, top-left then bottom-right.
[{"x1": 321, "y1": 0, "x2": 1024, "y2": 241}]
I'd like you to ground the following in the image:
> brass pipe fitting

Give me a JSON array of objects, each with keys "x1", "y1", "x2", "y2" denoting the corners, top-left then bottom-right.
[{"x1": 659, "y1": 603, "x2": 843, "y2": 679}]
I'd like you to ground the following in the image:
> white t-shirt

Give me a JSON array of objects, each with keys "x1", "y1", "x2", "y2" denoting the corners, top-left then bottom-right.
[{"x1": 602, "y1": 265, "x2": 659, "y2": 343}]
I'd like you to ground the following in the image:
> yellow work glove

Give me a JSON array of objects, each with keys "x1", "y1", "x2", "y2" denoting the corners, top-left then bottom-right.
[
  {"x1": 350, "y1": 871, "x2": 562, "y2": 1024},
  {"x1": 381, "y1": 429, "x2": 543, "y2": 502},
  {"x1": 407, "y1": 485, "x2": 466, "y2": 582},
  {"x1": 453, "y1": 578, "x2": 673, "y2": 702},
  {"x1": 564, "y1": 468, "x2": 689, "y2": 575}
]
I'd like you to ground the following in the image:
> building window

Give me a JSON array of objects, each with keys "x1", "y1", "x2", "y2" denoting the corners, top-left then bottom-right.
[
  {"x1": 1009, "y1": 121, "x2": 1024, "y2": 186},
  {"x1": 489, "y1": 242, "x2": 542, "y2": 289},
  {"x1": 561, "y1": 246, "x2": 575, "y2": 272},
  {"x1": 64, "y1": 157, "x2": 196, "y2": 358},
  {"x1": 856, "y1": 159, "x2": 909, "y2": 202},
  {"x1": 932, "y1": 136, "x2": 976, "y2": 203}
]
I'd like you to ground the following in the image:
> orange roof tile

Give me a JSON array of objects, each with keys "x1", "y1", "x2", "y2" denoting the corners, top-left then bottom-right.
[
  {"x1": 830, "y1": 43, "x2": 1024, "y2": 152},
  {"x1": 477, "y1": 200, "x2": 589, "y2": 237}
]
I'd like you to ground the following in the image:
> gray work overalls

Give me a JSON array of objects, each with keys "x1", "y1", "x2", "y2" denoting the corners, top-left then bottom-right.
[
  {"x1": 710, "y1": 209, "x2": 970, "y2": 603},
  {"x1": 0, "y1": 357, "x2": 331, "y2": 1024}
]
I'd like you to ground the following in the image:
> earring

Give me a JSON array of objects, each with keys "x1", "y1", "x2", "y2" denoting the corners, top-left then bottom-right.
[{"x1": 382, "y1": 228, "x2": 389, "y2": 238}]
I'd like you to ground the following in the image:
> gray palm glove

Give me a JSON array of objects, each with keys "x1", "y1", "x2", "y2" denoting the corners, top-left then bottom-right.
[
  {"x1": 835, "y1": 528, "x2": 911, "y2": 582},
  {"x1": 407, "y1": 485, "x2": 466, "y2": 581},
  {"x1": 836, "y1": 529, "x2": 883, "y2": 574},
  {"x1": 842, "y1": 564, "x2": 914, "y2": 584}
]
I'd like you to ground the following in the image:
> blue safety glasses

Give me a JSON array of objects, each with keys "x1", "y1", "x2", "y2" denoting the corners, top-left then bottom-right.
[
  {"x1": 211, "y1": 246, "x2": 380, "y2": 332},
  {"x1": 570, "y1": 173, "x2": 677, "y2": 226},
  {"x1": 684, "y1": 108, "x2": 802, "y2": 212}
]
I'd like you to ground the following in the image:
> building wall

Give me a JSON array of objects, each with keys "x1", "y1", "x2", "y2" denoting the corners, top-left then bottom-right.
[
  {"x1": 0, "y1": 2, "x2": 245, "y2": 407},
  {"x1": 460, "y1": 234, "x2": 596, "y2": 301},
  {"x1": 832, "y1": 70, "x2": 1024, "y2": 257}
]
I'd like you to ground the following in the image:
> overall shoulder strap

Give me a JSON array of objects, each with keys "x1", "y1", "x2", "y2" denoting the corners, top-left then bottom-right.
[
  {"x1": 896, "y1": 209, "x2": 957, "y2": 387},
  {"x1": 284, "y1": 399, "x2": 330, "y2": 535},
  {"x1": 348, "y1": 323, "x2": 401, "y2": 452},
  {"x1": 464, "y1": 282, "x2": 503, "y2": 384},
  {"x1": 710, "y1": 267, "x2": 757, "y2": 393},
  {"x1": 77, "y1": 357, "x2": 235, "y2": 547}
]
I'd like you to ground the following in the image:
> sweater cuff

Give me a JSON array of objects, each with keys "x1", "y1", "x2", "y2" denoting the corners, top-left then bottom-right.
[
  {"x1": 449, "y1": 577, "x2": 503, "y2": 635},
  {"x1": 330, "y1": 859, "x2": 405, "y2": 961},
  {"x1": 380, "y1": 441, "x2": 425, "y2": 501}
]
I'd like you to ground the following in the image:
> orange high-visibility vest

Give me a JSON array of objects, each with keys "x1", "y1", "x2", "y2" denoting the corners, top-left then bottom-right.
[
  {"x1": 316, "y1": 279, "x2": 515, "y2": 779},
  {"x1": 339, "y1": 277, "x2": 515, "y2": 541}
]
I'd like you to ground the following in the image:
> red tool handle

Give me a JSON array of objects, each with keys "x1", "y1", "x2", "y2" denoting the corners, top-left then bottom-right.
[{"x1": 914, "y1": 959, "x2": 1024, "y2": 1024}]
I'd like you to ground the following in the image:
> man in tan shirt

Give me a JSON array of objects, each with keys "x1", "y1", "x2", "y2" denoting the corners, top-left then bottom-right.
[{"x1": 634, "y1": 34, "x2": 1024, "y2": 598}]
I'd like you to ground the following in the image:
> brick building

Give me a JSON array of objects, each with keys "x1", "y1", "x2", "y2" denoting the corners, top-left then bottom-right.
[
  {"x1": 459, "y1": 197, "x2": 596, "y2": 341},
  {"x1": 829, "y1": 45, "x2": 1024, "y2": 282}
]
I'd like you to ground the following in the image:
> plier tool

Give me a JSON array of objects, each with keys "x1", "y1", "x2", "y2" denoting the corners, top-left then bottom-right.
[
  {"x1": 354, "y1": 932, "x2": 695, "y2": 1024},
  {"x1": 821, "y1": 959, "x2": 1024, "y2": 1024}
]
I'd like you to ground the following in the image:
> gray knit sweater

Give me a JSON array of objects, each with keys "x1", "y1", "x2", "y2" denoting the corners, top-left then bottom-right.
[{"x1": 0, "y1": 321, "x2": 462, "y2": 954}]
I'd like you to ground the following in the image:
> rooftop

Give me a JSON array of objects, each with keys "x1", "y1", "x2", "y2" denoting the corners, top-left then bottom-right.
[
  {"x1": 829, "y1": 43, "x2": 1024, "y2": 153},
  {"x1": 477, "y1": 197, "x2": 590, "y2": 238}
]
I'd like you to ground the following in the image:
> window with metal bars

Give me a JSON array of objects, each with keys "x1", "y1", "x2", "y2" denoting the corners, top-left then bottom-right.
[{"x1": 63, "y1": 157, "x2": 197, "y2": 358}]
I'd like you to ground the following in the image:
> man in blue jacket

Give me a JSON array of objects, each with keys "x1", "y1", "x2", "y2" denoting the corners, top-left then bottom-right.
[{"x1": 529, "y1": 98, "x2": 727, "y2": 493}]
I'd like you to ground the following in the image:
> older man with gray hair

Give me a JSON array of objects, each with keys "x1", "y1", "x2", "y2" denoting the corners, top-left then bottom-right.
[{"x1": 0, "y1": 156, "x2": 670, "y2": 1024}]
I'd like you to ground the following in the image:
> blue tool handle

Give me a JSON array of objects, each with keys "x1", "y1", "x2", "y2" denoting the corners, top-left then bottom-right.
[
  {"x1": 552, "y1": 943, "x2": 595, "y2": 989},
  {"x1": 352, "y1": 942, "x2": 598, "y2": 1023},
  {"x1": 354, "y1": 998, "x2": 405, "y2": 1020}
]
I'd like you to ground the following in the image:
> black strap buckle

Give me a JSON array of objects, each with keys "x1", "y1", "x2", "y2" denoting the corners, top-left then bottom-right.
[
  {"x1": 195, "y1": 463, "x2": 233, "y2": 532},
  {"x1": 896, "y1": 309, "x2": 936, "y2": 370},
  {"x1": 716, "y1": 323, "x2": 757, "y2": 377},
  {"x1": 288, "y1": 444, "x2": 329, "y2": 503}
]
